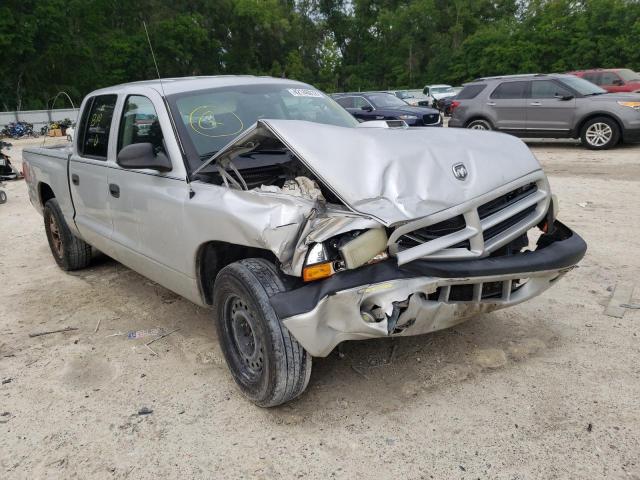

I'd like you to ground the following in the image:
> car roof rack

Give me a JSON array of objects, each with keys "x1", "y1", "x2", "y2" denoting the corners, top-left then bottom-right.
[{"x1": 471, "y1": 73, "x2": 548, "y2": 82}]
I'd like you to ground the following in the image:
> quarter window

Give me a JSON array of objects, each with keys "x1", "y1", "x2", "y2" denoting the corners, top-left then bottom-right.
[
  {"x1": 490, "y1": 81, "x2": 527, "y2": 99},
  {"x1": 79, "y1": 95, "x2": 117, "y2": 159},
  {"x1": 118, "y1": 95, "x2": 165, "y2": 153},
  {"x1": 582, "y1": 73, "x2": 600, "y2": 85},
  {"x1": 456, "y1": 84, "x2": 486, "y2": 100},
  {"x1": 530, "y1": 80, "x2": 572, "y2": 99}
]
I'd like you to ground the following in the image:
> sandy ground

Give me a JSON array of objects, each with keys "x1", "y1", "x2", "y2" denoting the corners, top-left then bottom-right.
[{"x1": 1, "y1": 135, "x2": 639, "y2": 480}]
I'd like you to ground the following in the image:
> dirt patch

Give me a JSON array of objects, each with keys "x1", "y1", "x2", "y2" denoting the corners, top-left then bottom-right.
[{"x1": 1, "y1": 138, "x2": 639, "y2": 478}]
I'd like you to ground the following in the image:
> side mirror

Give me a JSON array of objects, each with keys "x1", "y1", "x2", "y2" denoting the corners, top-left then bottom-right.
[
  {"x1": 117, "y1": 143, "x2": 172, "y2": 172},
  {"x1": 555, "y1": 94, "x2": 574, "y2": 101},
  {"x1": 361, "y1": 105, "x2": 373, "y2": 112}
]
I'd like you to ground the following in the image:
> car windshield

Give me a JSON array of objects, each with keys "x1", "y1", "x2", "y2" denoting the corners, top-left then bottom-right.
[
  {"x1": 560, "y1": 76, "x2": 607, "y2": 95},
  {"x1": 406, "y1": 90, "x2": 428, "y2": 99},
  {"x1": 617, "y1": 69, "x2": 640, "y2": 82},
  {"x1": 430, "y1": 86, "x2": 454, "y2": 94},
  {"x1": 367, "y1": 93, "x2": 408, "y2": 108},
  {"x1": 167, "y1": 83, "x2": 358, "y2": 171}
]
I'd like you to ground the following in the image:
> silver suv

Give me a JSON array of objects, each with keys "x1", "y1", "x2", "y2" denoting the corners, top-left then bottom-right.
[{"x1": 448, "y1": 73, "x2": 640, "y2": 149}]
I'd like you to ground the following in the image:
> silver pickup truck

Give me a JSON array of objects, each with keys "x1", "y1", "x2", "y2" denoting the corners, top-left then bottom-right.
[{"x1": 23, "y1": 76, "x2": 586, "y2": 406}]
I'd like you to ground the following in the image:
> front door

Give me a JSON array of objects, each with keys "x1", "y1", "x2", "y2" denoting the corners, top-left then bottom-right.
[
  {"x1": 525, "y1": 79, "x2": 575, "y2": 132},
  {"x1": 69, "y1": 94, "x2": 117, "y2": 251},
  {"x1": 484, "y1": 81, "x2": 528, "y2": 131},
  {"x1": 107, "y1": 94, "x2": 188, "y2": 276}
]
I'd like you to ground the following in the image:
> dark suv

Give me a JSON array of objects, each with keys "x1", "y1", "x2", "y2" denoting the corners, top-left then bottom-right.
[
  {"x1": 448, "y1": 74, "x2": 640, "y2": 149},
  {"x1": 331, "y1": 92, "x2": 442, "y2": 127}
]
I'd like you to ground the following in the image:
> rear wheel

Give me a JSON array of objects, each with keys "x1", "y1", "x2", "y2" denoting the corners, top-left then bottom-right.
[
  {"x1": 466, "y1": 118, "x2": 492, "y2": 131},
  {"x1": 580, "y1": 117, "x2": 620, "y2": 150},
  {"x1": 0, "y1": 191, "x2": 6, "y2": 204},
  {"x1": 43, "y1": 198, "x2": 92, "y2": 270},
  {"x1": 213, "y1": 258, "x2": 312, "y2": 407}
]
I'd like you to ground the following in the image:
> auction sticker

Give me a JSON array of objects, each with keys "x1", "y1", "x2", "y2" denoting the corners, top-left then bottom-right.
[{"x1": 288, "y1": 88, "x2": 323, "y2": 98}]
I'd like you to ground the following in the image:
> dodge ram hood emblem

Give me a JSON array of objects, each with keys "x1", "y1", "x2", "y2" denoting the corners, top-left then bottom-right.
[{"x1": 452, "y1": 163, "x2": 468, "y2": 180}]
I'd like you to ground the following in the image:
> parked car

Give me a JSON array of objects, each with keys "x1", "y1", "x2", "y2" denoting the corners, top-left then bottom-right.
[
  {"x1": 332, "y1": 92, "x2": 442, "y2": 126},
  {"x1": 448, "y1": 73, "x2": 640, "y2": 149},
  {"x1": 382, "y1": 89, "x2": 432, "y2": 107},
  {"x1": 423, "y1": 84, "x2": 458, "y2": 107},
  {"x1": 435, "y1": 87, "x2": 464, "y2": 115},
  {"x1": 22, "y1": 76, "x2": 586, "y2": 406},
  {"x1": 568, "y1": 68, "x2": 640, "y2": 93}
]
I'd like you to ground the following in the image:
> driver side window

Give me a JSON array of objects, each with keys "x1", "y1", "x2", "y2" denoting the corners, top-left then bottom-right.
[
  {"x1": 118, "y1": 95, "x2": 165, "y2": 154},
  {"x1": 353, "y1": 96, "x2": 372, "y2": 109}
]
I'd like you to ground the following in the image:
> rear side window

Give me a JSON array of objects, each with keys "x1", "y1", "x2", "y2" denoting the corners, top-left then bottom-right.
[
  {"x1": 490, "y1": 81, "x2": 527, "y2": 99},
  {"x1": 582, "y1": 72, "x2": 600, "y2": 85},
  {"x1": 456, "y1": 84, "x2": 486, "y2": 99},
  {"x1": 79, "y1": 95, "x2": 117, "y2": 160}
]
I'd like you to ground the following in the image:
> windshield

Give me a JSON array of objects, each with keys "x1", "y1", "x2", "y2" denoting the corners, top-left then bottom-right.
[
  {"x1": 560, "y1": 76, "x2": 607, "y2": 95},
  {"x1": 367, "y1": 93, "x2": 408, "y2": 108},
  {"x1": 618, "y1": 69, "x2": 640, "y2": 82},
  {"x1": 168, "y1": 83, "x2": 358, "y2": 171},
  {"x1": 431, "y1": 86, "x2": 454, "y2": 94}
]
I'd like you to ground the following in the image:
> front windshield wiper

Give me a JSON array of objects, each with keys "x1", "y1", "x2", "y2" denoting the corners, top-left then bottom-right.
[
  {"x1": 584, "y1": 92, "x2": 606, "y2": 96},
  {"x1": 199, "y1": 150, "x2": 219, "y2": 161}
]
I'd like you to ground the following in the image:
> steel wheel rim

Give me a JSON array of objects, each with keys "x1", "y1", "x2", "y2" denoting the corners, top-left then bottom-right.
[
  {"x1": 49, "y1": 215, "x2": 63, "y2": 257},
  {"x1": 226, "y1": 295, "x2": 264, "y2": 380},
  {"x1": 585, "y1": 122, "x2": 612, "y2": 146}
]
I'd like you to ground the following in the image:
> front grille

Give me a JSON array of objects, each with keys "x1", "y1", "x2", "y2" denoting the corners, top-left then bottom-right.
[
  {"x1": 388, "y1": 175, "x2": 549, "y2": 262},
  {"x1": 429, "y1": 279, "x2": 528, "y2": 303},
  {"x1": 399, "y1": 215, "x2": 468, "y2": 249},
  {"x1": 422, "y1": 113, "x2": 440, "y2": 125},
  {"x1": 478, "y1": 183, "x2": 537, "y2": 219}
]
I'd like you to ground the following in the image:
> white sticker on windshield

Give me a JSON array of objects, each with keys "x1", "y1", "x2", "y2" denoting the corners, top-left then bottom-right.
[{"x1": 288, "y1": 88, "x2": 323, "y2": 98}]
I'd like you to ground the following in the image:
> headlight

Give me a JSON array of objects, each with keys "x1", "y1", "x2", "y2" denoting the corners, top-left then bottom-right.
[
  {"x1": 398, "y1": 114, "x2": 418, "y2": 120},
  {"x1": 617, "y1": 101, "x2": 640, "y2": 111},
  {"x1": 302, "y1": 229, "x2": 389, "y2": 282}
]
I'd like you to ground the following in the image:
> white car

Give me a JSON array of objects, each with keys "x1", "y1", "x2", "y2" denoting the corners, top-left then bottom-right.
[{"x1": 422, "y1": 84, "x2": 458, "y2": 107}]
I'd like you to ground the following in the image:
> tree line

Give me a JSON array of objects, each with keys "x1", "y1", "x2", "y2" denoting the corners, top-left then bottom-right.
[{"x1": 1, "y1": 0, "x2": 639, "y2": 111}]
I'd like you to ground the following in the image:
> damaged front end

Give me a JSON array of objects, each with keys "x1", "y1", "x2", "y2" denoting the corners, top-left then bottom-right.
[{"x1": 195, "y1": 119, "x2": 586, "y2": 357}]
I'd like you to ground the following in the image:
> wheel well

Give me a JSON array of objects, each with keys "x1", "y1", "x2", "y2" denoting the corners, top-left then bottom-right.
[
  {"x1": 464, "y1": 117, "x2": 491, "y2": 128},
  {"x1": 577, "y1": 114, "x2": 623, "y2": 140},
  {"x1": 196, "y1": 241, "x2": 279, "y2": 306},
  {"x1": 39, "y1": 183, "x2": 55, "y2": 207}
]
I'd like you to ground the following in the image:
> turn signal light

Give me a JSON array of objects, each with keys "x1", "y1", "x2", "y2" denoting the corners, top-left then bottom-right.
[
  {"x1": 617, "y1": 101, "x2": 640, "y2": 110},
  {"x1": 302, "y1": 262, "x2": 334, "y2": 282}
]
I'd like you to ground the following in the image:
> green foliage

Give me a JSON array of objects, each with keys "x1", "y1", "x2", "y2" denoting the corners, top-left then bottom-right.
[{"x1": 1, "y1": 0, "x2": 639, "y2": 109}]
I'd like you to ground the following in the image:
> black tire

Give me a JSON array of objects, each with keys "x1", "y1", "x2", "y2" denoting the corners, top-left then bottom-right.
[
  {"x1": 580, "y1": 116, "x2": 620, "y2": 150},
  {"x1": 0, "y1": 190, "x2": 6, "y2": 204},
  {"x1": 466, "y1": 118, "x2": 493, "y2": 131},
  {"x1": 213, "y1": 258, "x2": 312, "y2": 407},
  {"x1": 43, "y1": 198, "x2": 92, "y2": 271}
]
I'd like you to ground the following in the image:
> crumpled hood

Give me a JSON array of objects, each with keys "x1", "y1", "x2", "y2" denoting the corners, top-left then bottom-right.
[{"x1": 213, "y1": 119, "x2": 544, "y2": 225}]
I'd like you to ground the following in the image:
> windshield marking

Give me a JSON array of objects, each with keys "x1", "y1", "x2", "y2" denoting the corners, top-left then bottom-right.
[{"x1": 189, "y1": 105, "x2": 245, "y2": 138}]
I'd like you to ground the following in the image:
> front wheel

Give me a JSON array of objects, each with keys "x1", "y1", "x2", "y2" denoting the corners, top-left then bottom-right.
[
  {"x1": 580, "y1": 117, "x2": 620, "y2": 150},
  {"x1": 0, "y1": 190, "x2": 6, "y2": 204},
  {"x1": 213, "y1": 258, "x2": 312, "y2": 407},
  {"x1": 466, "y1": 119, "x2": 493, "y2": 131}
]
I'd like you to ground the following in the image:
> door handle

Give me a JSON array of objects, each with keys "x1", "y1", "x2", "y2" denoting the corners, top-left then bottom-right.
[
  {"x1": 530, "y1": 102, "x2": 542, "y2": 106},
  {"x1": 486, "y1": 102, "x2": 496, "y2": 106},
  {"x1": 109, "y1": 183, "x2": 120, "y2": 198},
  {"x1": 71, "y1": 174, "x2": 79, "y2": 185}
]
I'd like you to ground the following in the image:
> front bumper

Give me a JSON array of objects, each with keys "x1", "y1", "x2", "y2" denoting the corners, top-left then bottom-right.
[
  {"x1": 271, "y1": 222, "x2": 586, "y2": 357},
  {"x1": 622, "y1": 127, "x2": 640, "y2": 143}
]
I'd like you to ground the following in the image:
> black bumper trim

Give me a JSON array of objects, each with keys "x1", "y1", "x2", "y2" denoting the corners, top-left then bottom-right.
[{"x1": 270, "y1": 221, "x2": 586, "y2": 319}]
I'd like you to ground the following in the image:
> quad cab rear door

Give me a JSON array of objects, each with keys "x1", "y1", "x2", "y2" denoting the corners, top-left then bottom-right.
[{"x1": 69, "y1": 94, "x2": 117, "y2": 252}]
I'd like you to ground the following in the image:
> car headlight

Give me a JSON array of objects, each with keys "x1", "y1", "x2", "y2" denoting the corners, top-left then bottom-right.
[
  {"x1": 302, "y1": 229, "x2": 389, "y2": 282},
  {"x1": 617, "y1": 101, "x2": 640, "y2": 111},
  {"x1": 398, "y1": 114, "x2": 418, "y2": 120}
]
